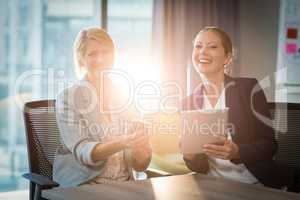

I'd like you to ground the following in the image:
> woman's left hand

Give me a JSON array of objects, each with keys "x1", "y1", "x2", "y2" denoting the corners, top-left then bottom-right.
[
  {"x1": 126, "y1": 121, "x2": 151, "y2": 158},
  {"x1": 130, "y1": 131, "x2": 152, "y2": 158},
  {"x1": 130, "y1": 131, "x2": 152, "y2": 171},
  {"x1": 202, "y1": 136, "x2": 240, "y2": 160},
  {"x1": 126, "y1": 122, "x2": 152, "y2": 171}
]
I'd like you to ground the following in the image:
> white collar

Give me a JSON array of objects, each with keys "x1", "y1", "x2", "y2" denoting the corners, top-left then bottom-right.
[{"x1": 202, "y1": 88, "x2": 226, "y2": 109}]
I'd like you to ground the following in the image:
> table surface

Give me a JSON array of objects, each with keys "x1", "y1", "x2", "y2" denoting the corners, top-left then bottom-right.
[{"x1": 43, "y1": 174, "x2": 300, "y2": 200}]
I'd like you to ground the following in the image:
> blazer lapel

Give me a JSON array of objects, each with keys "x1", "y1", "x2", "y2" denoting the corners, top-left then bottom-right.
[
  {"x1": 224, "y1": 75, "x2": 240, "y2": 141},
  {"x1": 187, "y1": 74, "x2": 241, "y2": 141}
]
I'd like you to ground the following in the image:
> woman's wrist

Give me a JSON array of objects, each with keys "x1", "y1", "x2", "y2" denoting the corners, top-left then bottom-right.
[{"x1": 91, "y1": 137, "x2": 129, "y2": 162}]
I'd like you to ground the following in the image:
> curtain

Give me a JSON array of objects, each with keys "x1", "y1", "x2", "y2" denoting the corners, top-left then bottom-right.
[{"x1": 152, "y1": 0, "x2": 240, "y2": 95}]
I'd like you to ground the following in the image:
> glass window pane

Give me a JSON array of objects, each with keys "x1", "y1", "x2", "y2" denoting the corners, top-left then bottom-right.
[
  {"x1": 107, "y1": 0, "x2": 157, "y2": 84},
  {"x1": 0, "y1": 0, "x2": 100, "y2": 192}
]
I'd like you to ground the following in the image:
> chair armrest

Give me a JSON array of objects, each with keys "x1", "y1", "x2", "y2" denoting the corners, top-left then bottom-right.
[
  {"x1": 22, "y1": 173, "x2": 59, "y2": 189},
  {"x1": 145, "y1": 167, "x2": 172, "y2": 178}
]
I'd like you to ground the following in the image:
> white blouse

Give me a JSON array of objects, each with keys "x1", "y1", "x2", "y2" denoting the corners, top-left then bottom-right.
[{"x1": 202, "y1": 89, "x2": 259, "y2": 184}]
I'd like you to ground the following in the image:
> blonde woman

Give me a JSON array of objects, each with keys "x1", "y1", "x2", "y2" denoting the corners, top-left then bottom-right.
[{"x1": 53, "y1": 27, "x2": 151, "y2": 187}]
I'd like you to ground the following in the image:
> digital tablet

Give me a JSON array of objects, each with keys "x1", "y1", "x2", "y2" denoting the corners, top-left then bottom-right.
[{"x1": 180, "y1": 108, "x2": 228, "y2": 154}]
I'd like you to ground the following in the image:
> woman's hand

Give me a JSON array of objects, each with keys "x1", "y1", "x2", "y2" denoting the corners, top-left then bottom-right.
[
  {"x1": 183, "y1": 154, "x2": 197, "y2": 160},
  {"x1": 130, "y1": 131, "x2": 152, "y2": 161},
  {"x1": 202, "y1": 136, "x2": 240, "y2": 160},
  {"x1": 91, "y1": 121, "x2": 151, "y2": 164},
  {"x1": 125, "y1": 121, "x2": 152, "y2": 171}
]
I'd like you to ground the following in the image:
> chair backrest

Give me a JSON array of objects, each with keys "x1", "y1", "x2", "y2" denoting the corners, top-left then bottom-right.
[
  {"x1": 268, "y1": 102, "x2": 300, "y2": 169},
  {"x1": 23, "y1": 99, "x2": 62, "y2": 179}
]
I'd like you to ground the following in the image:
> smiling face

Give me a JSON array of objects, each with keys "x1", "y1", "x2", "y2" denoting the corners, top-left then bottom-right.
[
  {"x1": 81, "y1": 38, "x2": 114, "y2": 73},
  {"x1": 74, "y1": 27, "x2": 115, "y2": 78},
  {"x1": 192, "y1": 30, "x2": 232, "y2": 77}
]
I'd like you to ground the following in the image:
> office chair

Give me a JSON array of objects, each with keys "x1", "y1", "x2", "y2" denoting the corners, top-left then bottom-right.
[
  {"x1": 268, "y1": 102, "x2": 300, "y2": 192},
  {"x1": 22, "y1": 99, "x2": 168, "y2": 200},
  {"x1": 23, "y1": 100, "x2": 60, "y2": 200}
]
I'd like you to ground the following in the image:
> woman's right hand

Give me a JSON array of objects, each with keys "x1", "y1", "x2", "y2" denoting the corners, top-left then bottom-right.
[
  {"x1": 91, "y1": 121, "x2": 149, "y2": 162},
  {"x1": 100, "y1": 120, "x2": 148, "y2": 151},
  {"x1": 121, "y1": 121, "x2": 149, "y2": 149}
]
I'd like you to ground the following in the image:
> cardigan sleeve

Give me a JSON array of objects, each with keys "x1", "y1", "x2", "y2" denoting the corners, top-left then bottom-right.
[{"x1": 56, "y1": 87, "x2": 107, "y2": 168}]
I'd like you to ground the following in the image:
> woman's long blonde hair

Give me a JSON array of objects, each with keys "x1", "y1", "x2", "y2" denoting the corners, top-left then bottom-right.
[{"x1": 73, "y1": 27, "x2": 115, "y2": 78}]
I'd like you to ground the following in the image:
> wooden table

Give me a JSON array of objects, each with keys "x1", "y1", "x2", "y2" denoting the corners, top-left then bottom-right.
[{"x1": 42, "y1": 174, "x2": 300, "y2": 200}]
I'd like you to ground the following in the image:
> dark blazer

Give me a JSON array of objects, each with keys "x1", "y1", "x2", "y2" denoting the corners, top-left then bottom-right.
[{"x1": 182, "y1": 74, "x2": 290, "y2": 188}]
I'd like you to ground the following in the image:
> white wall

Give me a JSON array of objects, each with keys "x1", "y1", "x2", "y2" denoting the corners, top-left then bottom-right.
[{"x1": 275, "y1": 0, "x2": 300, "y2": 103}]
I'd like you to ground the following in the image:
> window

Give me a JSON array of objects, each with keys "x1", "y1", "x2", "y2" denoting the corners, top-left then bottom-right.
[
  {"x1": 0, "y1": 0, "x2": 101, "y2": 192},
  {"x1": 107, "y1": 0, "x2": 158, "y2": 84},
  {"x1": 0, "y1": 0, "x2": 153, "y2": 193}
]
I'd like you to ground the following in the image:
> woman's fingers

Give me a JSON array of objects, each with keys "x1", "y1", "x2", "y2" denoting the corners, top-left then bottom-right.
[
  {"x1": 202, "y1": 139, "x2": 239, "y2": 160},
  {"x1": 128, "y1": 138, "x2": 144, "y2": 147},
  {"x1": 131, "y1": 135, "x2": 152, "y2": 158},
  {"x1": 203, "y1": 144, "x2": 230, "y2": 152},
  {"x1": 127, "y1": 121, "x2": 146, "y2": 134},
  {"x1": 127, "y1": 134, "x2": 150, "y2": 148},
  {"x1": 202, "y1": 139, "x2": 229, "y2": 159},
  {"x1": 205, "y1": 151, "x2": 227, "y2": 160},
  {"x1": 203, "y1": 148, "x2": 228, "y2": 158},
  {"x1": 123, "y1": 121, "x2": 151, "y2": 150}
]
